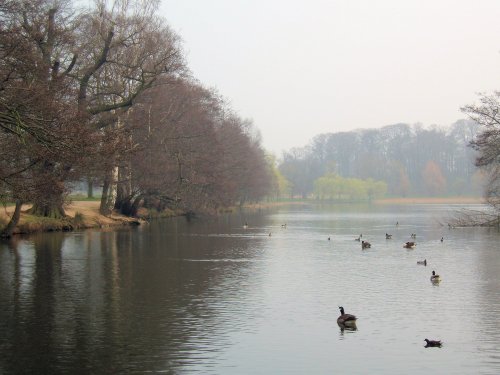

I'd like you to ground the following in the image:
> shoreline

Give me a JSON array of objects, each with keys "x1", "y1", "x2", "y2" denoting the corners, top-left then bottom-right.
[
  {"x1": 0, "y1": 197, "x2": 486, "y2": 237},
  {"x1": 0, "y1": 201, "x2": 150, "y2": 236}
]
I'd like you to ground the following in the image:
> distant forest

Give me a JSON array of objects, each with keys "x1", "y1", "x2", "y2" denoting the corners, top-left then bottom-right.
[{"x1": 277, "y1": 120, "x2": 482, "y2": 199}]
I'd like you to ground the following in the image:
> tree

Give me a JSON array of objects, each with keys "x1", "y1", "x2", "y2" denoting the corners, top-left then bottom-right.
[
  {"x1": 462, "y1": 92, "x2": 500, "y2": 211},
  {"x1": 0, "y1": 0, "x2": 94, "y2": 232},
  {"x1": 421, "y1": 161, "x2": 447, "y2": 196}
]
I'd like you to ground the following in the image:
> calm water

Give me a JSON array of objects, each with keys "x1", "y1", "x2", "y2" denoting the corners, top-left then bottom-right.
[{"x1": 1, "y1": 203, "x2": 499, "y2": 374}]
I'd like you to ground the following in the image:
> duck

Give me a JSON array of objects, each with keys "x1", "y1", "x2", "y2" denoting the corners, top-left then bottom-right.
[
  {"x1": 424, "y1": 339, "x2": 442, "y2": 347},
  {"x1": 403, "y1": 241, "x2": 416, "y2": 248},
  {"x1": 361, "y1": 240, "x2": 371, "y2": 249},
  {"x1": 430, "y1": 270, "x2": 441, "y2": 283},
  {"x1": 337, "y1": 306, "x2": 357, "y2": 326},
  {"x1": 417, "y1": 259, "x2": 427, "y2": 266},
  {"x1": 385, "y1": 233, "x2": 392, "y2": 239}
]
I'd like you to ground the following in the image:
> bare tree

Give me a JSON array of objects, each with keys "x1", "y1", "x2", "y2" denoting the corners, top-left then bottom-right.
[{"x1": 462, "y1": 92, "x2": 500, "y2": 212}]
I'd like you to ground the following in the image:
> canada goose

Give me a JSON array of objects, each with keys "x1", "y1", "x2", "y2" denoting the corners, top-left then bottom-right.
[
  {"x1": 337, "y1": 306, "x2": 357, "y2": 326},
  {"x1": 355, "y1": 236, "x2": 361, "y2": 241},
  {"x1": 440, "y1": 237, "x2": 444, "y2": 242},
  {"x1": 385, "y1": 233, "x2": 392, "y2": 239},
  {"x1": 430, "y1": 270, "x2": 441, "y2": 283},
  {"x1": 281, "y1": 224, "x2": 287, "y2": 228},
  {"x1": 424, "y1": 339, "x2": 442, "y2": 347},
  {"x1": 411, "y1": 233, "x2": 416, "y2": 238},
  {"x1": 243, "y1": 222, "x2": 248, "y2": 229},
  {"x1": 417, "y1": 259, "x2": 427, "y2": 266},
  {"x1": 404, "y1": 241, "x2": 416, "y2": 248},
  {"x1": 361, "y1": 240, "x2": 371, "y2": 249}
]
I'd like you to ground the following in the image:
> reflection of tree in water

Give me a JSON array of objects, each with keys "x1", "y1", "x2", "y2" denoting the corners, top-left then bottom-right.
[
  {"x1": 0, "y1": 233, "x2": 65, "y2": 374},
  {"x1": 0, "y1": 216, "x2": 258, "y2": 373}
]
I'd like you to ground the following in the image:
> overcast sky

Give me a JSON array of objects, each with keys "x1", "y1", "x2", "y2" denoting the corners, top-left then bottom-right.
[{"x1": 159, "y1": 0, "x2": 500, "y2": 154}]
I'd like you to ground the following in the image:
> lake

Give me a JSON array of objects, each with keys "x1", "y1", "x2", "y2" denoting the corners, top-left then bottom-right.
[{"x1": 1, "y1": 203, "x2": 499, "y2": 374}]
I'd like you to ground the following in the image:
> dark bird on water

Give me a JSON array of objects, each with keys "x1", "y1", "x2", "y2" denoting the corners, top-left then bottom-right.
[
  {"x1": 430, "y1": 270, "x2": 441, "y2": 283},
  {"x1": 337, "y1": 306, "x2": 357, "y2": 326},
  {"x1": 361, "y1": 240, "x2": 371, "y2": 249},
  {"x1": 417, "y1": 259, "x2": 427, "y2": 266},
  {"x1": 404, "y1": 241, "x2": 416, "y2": 248},
  {"x1": 424, "y1": 339, "x2": 442, "y2": 347},
  {"x1": 386, "y1": 233, "x2": 392, "y2": 239}
]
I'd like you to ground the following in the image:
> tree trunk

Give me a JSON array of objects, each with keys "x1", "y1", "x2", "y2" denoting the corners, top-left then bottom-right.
[
  {"x1": 1, "y1": 199, "x2": 23, "y2": 238},
  {"x1": 87, "y1": 177, "x2": 94, "y2": 198},
  {"x1": 114, "y1": 162, "x2": 133, "y2": 215},
  {"x1": 28, "y1": 201, "x2": 66, "y2": 218},
  {"x1": 100, "y1": 166, "x2": 118, "y2": 215}
]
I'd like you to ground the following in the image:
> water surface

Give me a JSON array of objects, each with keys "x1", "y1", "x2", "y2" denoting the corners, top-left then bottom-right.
[{"x1": 1, "y1": 203, "x2": 499, "y2": 374}]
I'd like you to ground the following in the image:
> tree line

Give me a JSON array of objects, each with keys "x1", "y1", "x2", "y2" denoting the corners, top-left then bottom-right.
[
  {"x1": 278, "y1": 120, "x2": 483, "y2": 199},
  {"x1": 0, "y1": 0, "x2": 273, "y2": 236}
]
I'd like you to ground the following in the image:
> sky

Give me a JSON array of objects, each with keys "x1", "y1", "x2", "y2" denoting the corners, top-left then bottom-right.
[{"x1": 158, "y1": 0, "x2": 500, "y2": 154}]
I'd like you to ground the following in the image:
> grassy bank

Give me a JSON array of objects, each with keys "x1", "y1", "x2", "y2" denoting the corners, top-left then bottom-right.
[{"x1": 0, "y1": 201, "x2": 149, "y2": 236}]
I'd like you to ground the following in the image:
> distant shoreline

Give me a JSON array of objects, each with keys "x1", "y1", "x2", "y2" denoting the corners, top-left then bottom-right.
[{"x1": 373, "y1": 197, "x2": 485, "y2": 205}]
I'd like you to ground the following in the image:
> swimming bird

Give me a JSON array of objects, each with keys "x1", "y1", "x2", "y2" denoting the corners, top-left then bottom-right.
[
  {"x1": 404, "y1": 241, "x2": 416, "y2": 248},
  {"x1": 417, "y1": 259, "x2": 427, "y2": 266},
  {"x1": 243, "y1": 222, "x2": 248, "y2": 229},
  {"x1": 361, "y1": 240, "x2": 371, "y2": 249},
  {"x1": 430, "y1": 270, "x2": 441, "y2": 283},
  {"x1": 281, "y1": 223, "x2": 287, "y2": 228},
  {"x1": 355, "y1": 235, "x2": 361, "y2": 242},
  {"x1": 424, "y1": 339, "x2": 442, "y2": 347},
  {"x1": 337, "y1": 306, "x2": 357, "y2": 326},
  {"x1": 440, "y1": 237, "x2": 444, "y2": 242},
  {"x1": 268, "y1": 232, "x2": 272, "y2": 237},
  {"x1": 386, "y1": 233, "x2": 392, "y2": 239},
  {"x1": 328, "y1": 237, "x2": 331, "y2": 241},
  {"x1": 411, "y1": 233, "x2": 416, "y2": 238}
]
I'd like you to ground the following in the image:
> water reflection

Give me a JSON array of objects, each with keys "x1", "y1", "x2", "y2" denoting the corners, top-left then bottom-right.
[{"x1": 0, "y1": 204, "x2": 499, "y2": 374}]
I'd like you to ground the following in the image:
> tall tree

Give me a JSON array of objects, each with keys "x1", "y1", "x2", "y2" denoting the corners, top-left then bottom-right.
[{"x1": 462, "y1": 92, "x2": 500, "y2": 210}]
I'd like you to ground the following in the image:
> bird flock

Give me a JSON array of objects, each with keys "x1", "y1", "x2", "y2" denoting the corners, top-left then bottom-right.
[
  {"x1": 341, "y1": 222, "x2": 444, "y2": 347},
  {"x1": 245, "y1": 220, "x2": 445, "y2": 348}
]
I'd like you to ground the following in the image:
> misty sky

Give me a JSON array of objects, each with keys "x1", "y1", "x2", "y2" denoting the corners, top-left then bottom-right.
[{"x1": 159, "y1": 0, "x2": 500, "y2": 154}]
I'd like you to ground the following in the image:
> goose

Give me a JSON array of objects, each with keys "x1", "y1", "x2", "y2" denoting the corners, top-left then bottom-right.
[
  {"x1": 404, "y1": 241, "x2": 416, "y2": 248},
  {"x1": 361, "y1": 240, "x2": 371, "y2": 249},
  {"x1": 268, "y1": 232, "x2": 272, "y2": 237},
  {"x1": 281, "y1": 223, "x2": 287, "y2": 228},
  {"x1": 328, "y1": 237, "x2": 331, "y2": 241},
  {"x1": 243, "y1": 222, "x2": 248, "y2": 229},
  {"x1": 424, "y1": 339, "x2": 442, "y2": 347},
  {"x1": 385, "y1": 233, "x2": 392, "y2": 239},
  {"x1": 355, "y1": 236, "x2": 361, "y2": 242},
  {"x1": 411, "y1": 233, "x2": 416, "y2": 238},
  {"x1": 430, "y1": 270, "x2": 441, "y2": 283},
  {"x1": 417, "y1": 259, "x2": 427, "y2": 266},
  {"x1": 337, "y1": 306, "x2": 357, "y2": 326},
  {"x1": 440, "y1": 237, "x2": 444, "y2": 242}
]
